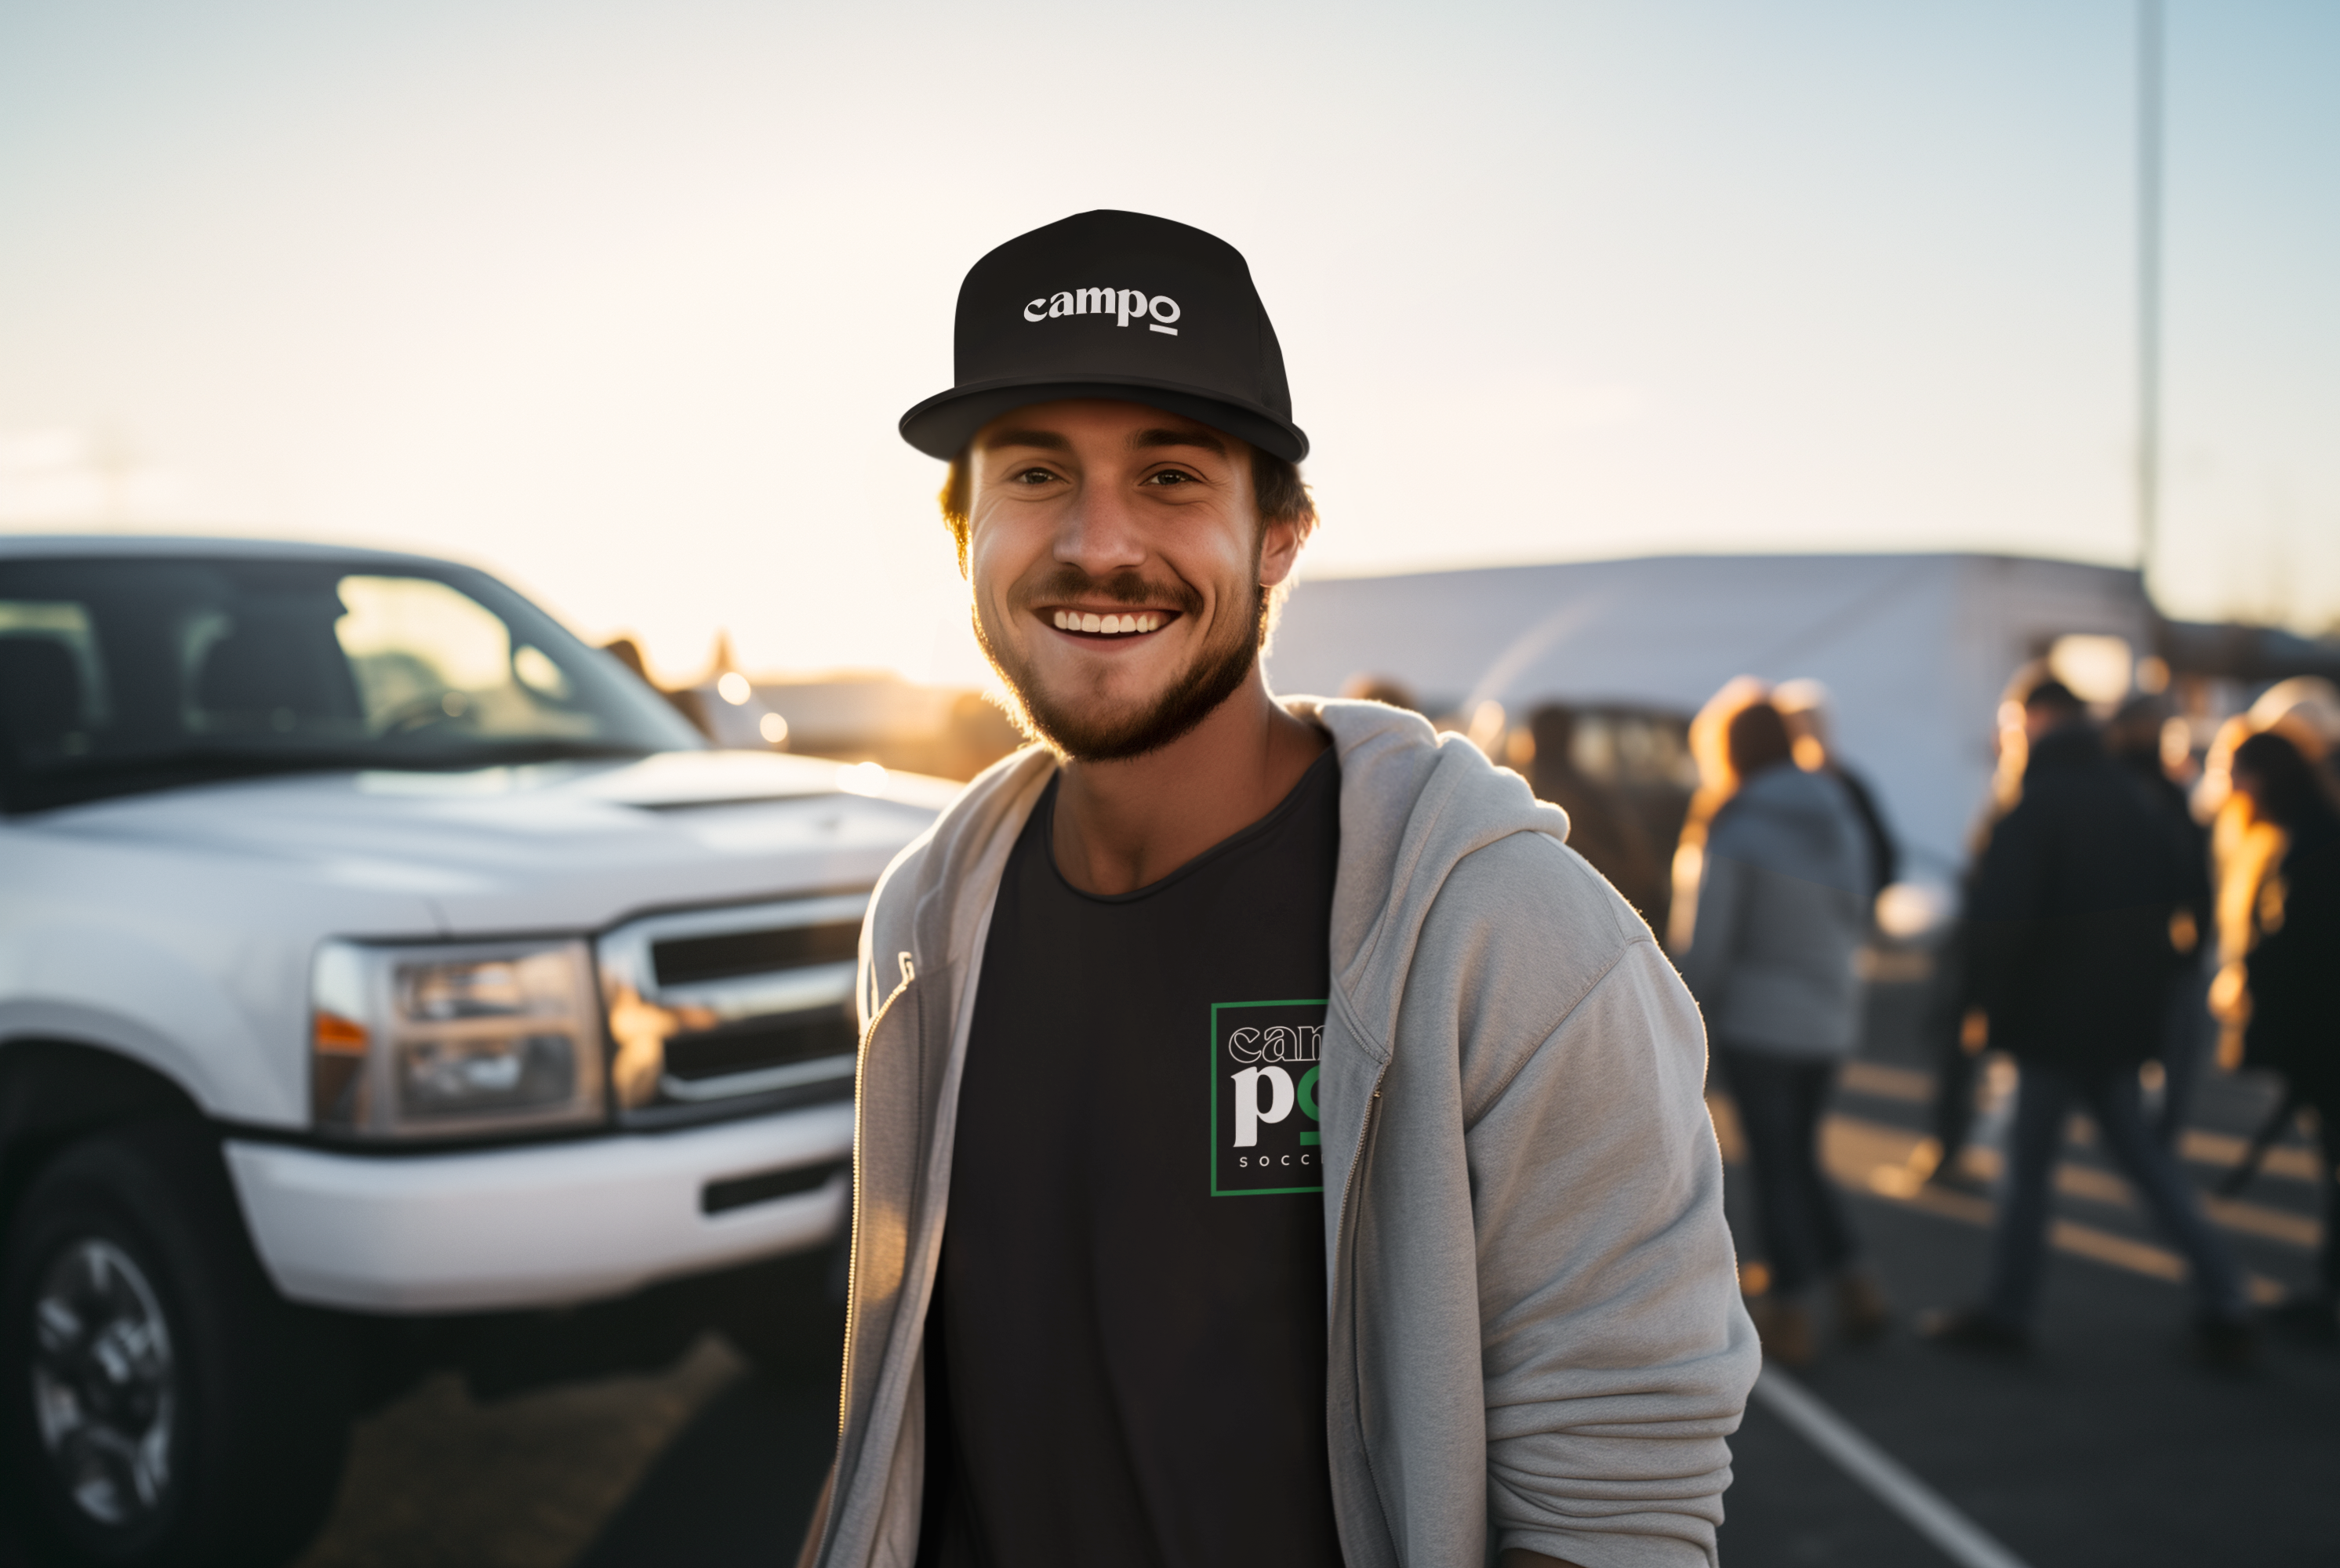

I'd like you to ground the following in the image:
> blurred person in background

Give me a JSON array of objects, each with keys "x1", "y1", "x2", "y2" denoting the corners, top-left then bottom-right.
[
  {"x1": 1668, "y1": 675, "x2": 1764, "y2": 953},
  {"x1": 1524, "y1": 703, "x2": 1669, "y2": 931},
  {"x1": 2212, "y1": 729, "x2": 2340, "y2": 1339},
  {"x1": 1909, "y1": 667, "x2": 2044, "y2": 1191},
  {"x1": 2105, "y1": 693, "x2": 2215, "y2": 1144},
  {"x1": 1677, "y1": 686, "x2": 1883, "y2": 1365},
  {"x1": 1924, "y1": 681, "x2": 2255, "y2": 1366},
  {"x1": 1773, "y1": 679, "x2": 1898, "y2": 903},
  {"x1": 802, "y1": 209, "x2": 1756, "y2": 1568}
]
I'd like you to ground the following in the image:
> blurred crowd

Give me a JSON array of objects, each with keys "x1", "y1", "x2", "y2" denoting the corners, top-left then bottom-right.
[
  {"x1": 1349, "y1": 664, "x2": 2340, "y2": 1371},
  {"x1": 1661, "y1": 667, "x2": 2340, "y2": 1370}
]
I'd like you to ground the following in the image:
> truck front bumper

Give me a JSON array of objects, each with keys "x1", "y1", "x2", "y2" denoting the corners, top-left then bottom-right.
[{"x1": 223, "y1": 1102, "x2": 852, "y2": 1313}]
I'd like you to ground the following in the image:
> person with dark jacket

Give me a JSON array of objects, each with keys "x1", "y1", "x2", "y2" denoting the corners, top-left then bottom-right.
[
  {"x1": 1925, "y1": 681, "x2": 2255, "y2": 1364},
  {"x1": 2222, "y1": 729, "x2": 2340, "y2": 1337},
  {"x1": 2106, "y1": 695, "x2": 2216, "y2": 1143},
  {"x1": 1912, "y1": 731, "x2": 2018, "y2": 1192},
  {"x1": 1679, "y1": 695, "x2": 1884, "y2": 1365}
]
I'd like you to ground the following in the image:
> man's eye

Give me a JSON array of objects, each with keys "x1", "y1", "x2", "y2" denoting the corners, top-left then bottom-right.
[
  {"x1": 1013, "y1": 468, "x2": 1058, "y2": 485},
  {"x1": 1143, "y1": 469, "x2": 1197, "y2": 486}
]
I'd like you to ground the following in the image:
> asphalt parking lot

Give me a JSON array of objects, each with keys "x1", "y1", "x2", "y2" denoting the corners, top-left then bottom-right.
[
  {"x1": 1715, "y1": 982, "x2": 2338, "y2": 1567},
  {"x1": 285, "y1": 1301, "x2": 841, "y2": 1568},
  {"x1": 1722, "y1": 1189, "x2": 2340, "y2": 1566}
]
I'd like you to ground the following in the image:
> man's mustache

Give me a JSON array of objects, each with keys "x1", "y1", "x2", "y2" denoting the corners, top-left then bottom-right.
[{"x1": 1016, "y1": 566, "x2": 1204, "y2": 616}]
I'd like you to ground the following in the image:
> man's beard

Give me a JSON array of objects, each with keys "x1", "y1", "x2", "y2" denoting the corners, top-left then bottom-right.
[{"x1": 975, "y1": 565, "x2": 1265, "y2": 764}]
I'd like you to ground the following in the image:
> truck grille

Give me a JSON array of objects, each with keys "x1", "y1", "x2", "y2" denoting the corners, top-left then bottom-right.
[
  {"x1": 652, "y1": 921, "x2": 859, "y2": 986},
  {"x1": 596, "y1": 895, "x2": 866, "y2": 1126},
  {"x1": 660, "y1": 1011, "x2": 859, "y2": 1083}
]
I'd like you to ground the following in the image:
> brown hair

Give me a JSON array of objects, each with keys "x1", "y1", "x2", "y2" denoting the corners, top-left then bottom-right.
[
  {"x1": 937, "y1": 443, "x2": 1317, "y2": 575},
  {"x1": 1725, "y1": 701, "x2": 1795, "y2": 780}
]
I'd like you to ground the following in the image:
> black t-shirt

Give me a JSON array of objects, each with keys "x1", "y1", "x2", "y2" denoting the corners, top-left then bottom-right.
[{"x1": 919, "y1": 748, "x2": 1346, "y2": 1568}]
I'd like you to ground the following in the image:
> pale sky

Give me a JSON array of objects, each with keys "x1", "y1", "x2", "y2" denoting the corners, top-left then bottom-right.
[{"x1": 2, "y1": 0, "x2": 2333, "y2": 686}]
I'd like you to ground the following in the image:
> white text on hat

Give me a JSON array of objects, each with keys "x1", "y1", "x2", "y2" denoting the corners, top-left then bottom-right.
[{"x1": 1023, "y1": 289, "x2": 1181, "y2": 336}]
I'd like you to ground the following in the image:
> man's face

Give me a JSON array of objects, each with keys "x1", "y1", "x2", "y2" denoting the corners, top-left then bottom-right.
[{"x1": 965, "y1": 399, "x2": 1303, "y2": 761}]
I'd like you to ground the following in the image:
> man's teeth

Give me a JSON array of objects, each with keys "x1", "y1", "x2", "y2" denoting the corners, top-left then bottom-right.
[{"x1": 1052, "y1": 611, "x2": 1163, "y2": 635}]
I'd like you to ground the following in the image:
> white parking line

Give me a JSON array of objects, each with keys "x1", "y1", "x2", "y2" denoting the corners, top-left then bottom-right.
[{"x1": 1751, "y1": 1367, "x2": 2033, "y2": 1568}]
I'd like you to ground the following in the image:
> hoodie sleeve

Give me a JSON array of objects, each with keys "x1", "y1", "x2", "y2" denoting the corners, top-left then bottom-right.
[{"x1": 1423, "y1": 833, "x2": 1758, "y2": 1568}]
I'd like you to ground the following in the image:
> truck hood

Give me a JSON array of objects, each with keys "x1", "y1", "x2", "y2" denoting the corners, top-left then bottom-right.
[{"x1": 25, "y1": 750, "x2": 954, "y2": 936}]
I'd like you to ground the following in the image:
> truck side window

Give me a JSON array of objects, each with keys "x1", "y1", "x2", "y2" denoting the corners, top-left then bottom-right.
[
  {"x1": 0, "y1": 556, "x2": 705, "y2": 814},
  {"x1": 0, "y1": 600, "x2": 106, "y2": 760}
]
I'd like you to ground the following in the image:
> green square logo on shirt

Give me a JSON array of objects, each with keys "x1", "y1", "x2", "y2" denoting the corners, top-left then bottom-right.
[{"x1": 1209, "y1": 1000, "x2": 1328, "y2": 1196}]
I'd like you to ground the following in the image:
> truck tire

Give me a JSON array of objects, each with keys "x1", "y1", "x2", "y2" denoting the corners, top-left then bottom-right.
[{"x1": 0, "y1": 1120, "x2": 351, "y2": 1567}]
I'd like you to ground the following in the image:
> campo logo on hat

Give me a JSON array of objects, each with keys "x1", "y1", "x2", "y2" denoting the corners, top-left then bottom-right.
[
  {"x1": 899, "y1": 209, "x2": 1307, "y2": 463},
  {"x1": 1021, "y1": 287, "x2": 1183, "y2": 333}
]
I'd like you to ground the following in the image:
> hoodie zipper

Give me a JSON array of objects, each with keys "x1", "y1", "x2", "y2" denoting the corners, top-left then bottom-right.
[
  {"x1": 1333, "y1": 1071, "x2": 1399, "y2": 1564},
  {"x1": 812, "y1": 953, "x2": 915, "y2": 1568},
  {"x1": 1335, "y1": 1080, "x2": 1385, "y2": 1256}
]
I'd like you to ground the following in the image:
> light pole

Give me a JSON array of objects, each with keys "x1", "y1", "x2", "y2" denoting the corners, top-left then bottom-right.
[{"x1": 2136, "y1": 0, "x2": 2164, "y2": 589}]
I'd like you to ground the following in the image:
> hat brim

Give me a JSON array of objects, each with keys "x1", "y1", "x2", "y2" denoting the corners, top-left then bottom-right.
[{"x1": 899, "y1": 376, "x2": 1309, "y2": 464}]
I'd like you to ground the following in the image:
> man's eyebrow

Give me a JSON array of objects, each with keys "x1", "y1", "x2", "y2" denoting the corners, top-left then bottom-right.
[
  {"x1": 1131, "y1": 427, "x2": 1228, "y2": 456},
  {"x1": 980, "y1": 428, "x2": 1071, "y2": 452},
  {"x1": 1128, "y1": 426, "x2": 1235, "y2": 459}
]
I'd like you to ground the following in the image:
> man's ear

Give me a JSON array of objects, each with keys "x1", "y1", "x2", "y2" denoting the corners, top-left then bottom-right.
[{"x1": 1257, "y1": 514, "x2": 1304, "y2": 590}]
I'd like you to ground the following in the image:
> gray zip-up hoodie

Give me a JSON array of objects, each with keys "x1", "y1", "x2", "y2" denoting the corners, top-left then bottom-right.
[{"x1": 802, "y1": 699, "x2": 1757, "y2": 1568}]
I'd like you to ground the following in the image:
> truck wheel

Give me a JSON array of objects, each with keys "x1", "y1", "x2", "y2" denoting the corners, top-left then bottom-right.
[{"x1": 1, "y1": 1120, "x2": 351, "y2": 1568}]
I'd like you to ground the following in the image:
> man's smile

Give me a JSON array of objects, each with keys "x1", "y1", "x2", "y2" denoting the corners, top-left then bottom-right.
[{"x1": 1045, "y1": 608, "x2": 1179, "y2": 638}]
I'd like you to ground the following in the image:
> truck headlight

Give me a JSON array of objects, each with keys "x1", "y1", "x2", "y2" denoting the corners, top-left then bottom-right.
[{"x1": 311, "y1": 939, "x2": 605, "y2": 1138}]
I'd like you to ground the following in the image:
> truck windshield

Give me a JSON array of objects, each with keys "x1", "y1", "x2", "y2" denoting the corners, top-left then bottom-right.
[{"x1": 0, "y1": 554, "x2": 706, "y2": 812}]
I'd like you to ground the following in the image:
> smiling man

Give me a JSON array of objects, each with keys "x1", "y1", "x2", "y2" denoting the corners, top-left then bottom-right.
[{"x1": 799, "y1": 211, "x2": 1756, "y2": 1568}]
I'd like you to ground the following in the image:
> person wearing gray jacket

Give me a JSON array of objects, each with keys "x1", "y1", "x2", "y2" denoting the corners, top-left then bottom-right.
[
  {"x1": 1677, "y1": 697, "x2": 1880, "y2": 1367},
  {"x1": 799, "y1": 209, "x2": 1757, "y2": 1568}
]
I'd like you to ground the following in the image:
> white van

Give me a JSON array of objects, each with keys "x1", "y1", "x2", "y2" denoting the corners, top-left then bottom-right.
[{"x1": 0, "y1": 537, "x2": 947, "y2": 1566}]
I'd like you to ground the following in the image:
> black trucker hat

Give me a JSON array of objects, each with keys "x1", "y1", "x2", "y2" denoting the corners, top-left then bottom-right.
[{"x1": 898, "y1": 209, "x2": 1308, "y2": 463}]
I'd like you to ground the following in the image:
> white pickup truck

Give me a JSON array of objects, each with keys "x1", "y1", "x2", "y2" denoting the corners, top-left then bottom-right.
[{"x1": 0, "y1": 536, "x2": 946, "y2": 1566}]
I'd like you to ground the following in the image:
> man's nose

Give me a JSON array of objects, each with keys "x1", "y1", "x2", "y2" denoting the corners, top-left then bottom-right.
[{"x1": 1052, "y1": 482, "x2": 1147, "y2": 577}]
